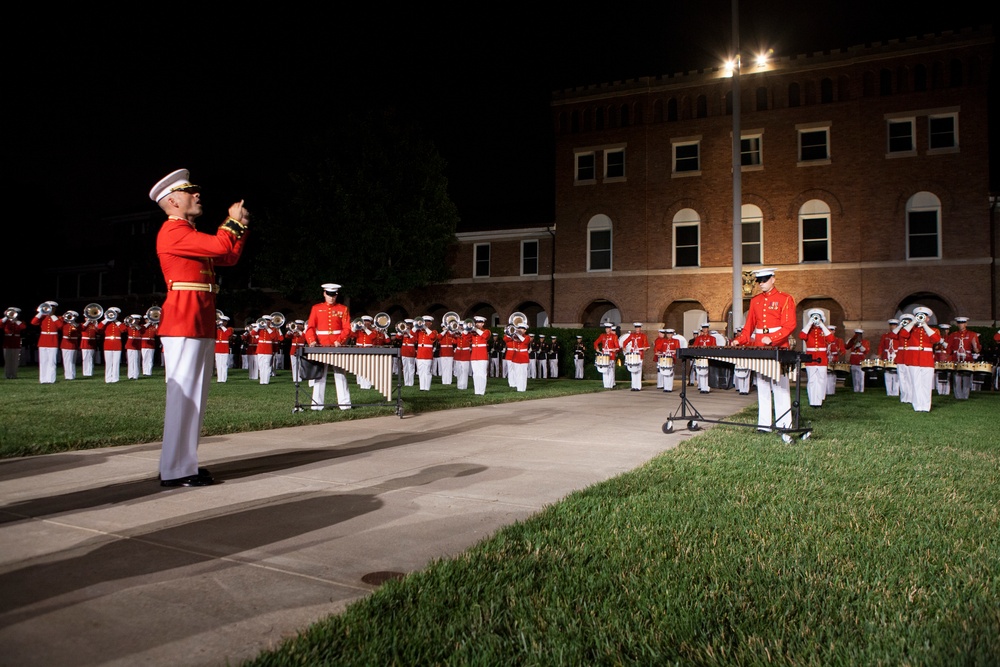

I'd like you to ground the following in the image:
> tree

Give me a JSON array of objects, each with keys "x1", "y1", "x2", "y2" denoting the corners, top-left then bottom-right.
[{"x1": 253, "y1": 109, "x2": 459, "y2": 308}]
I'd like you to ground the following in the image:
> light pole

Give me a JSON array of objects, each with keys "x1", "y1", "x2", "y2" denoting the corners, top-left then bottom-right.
[{"x1": 730, "y1": 0, "x2": 743, "y2": 338}]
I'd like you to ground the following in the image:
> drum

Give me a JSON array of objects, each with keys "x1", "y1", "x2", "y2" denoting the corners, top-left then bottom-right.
[
  {"x1": 861, "y1": 359, "x2": 878, "y2": 369},
  {"x1": 595, "y1": 353, "x2": 611, "y2": 371},
  {"x1": 625, "y1": 352, "x2": 642, "y2": 372},
  {"x1": 972, "y1": 361, "x2": 994, "y2": 383},
  {"x1": 934, "y1": 361, "x2": 955, "y2": 371},
  {"x1": 657, "y1": 355, "x2": 674, "y2": 371},
  {"x1": 831, "y1": 362, "x2": 850, "y2": 378},
  {"x1": 882, "y1": 360, "x2": 897, "y2": 373},
  {"x1": 955, "y1": 361, "x2": 976, "y2": 373}
]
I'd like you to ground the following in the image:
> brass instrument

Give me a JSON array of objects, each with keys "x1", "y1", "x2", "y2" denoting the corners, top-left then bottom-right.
[
  {"x1": 395, "y1": 320, "x2": 411, "y2": 334},
  {"x1": 351, "y1": 318, "x2": 365, "y2": 333},
  {"x1": 504, "y1": 324, "x2": 517, "y2": 337},
  {"x1": 462, "y1": 317, "x2": 475, "y2": 332},
  {"x1": 442, "y1": 311, "x2": 461, "y2": 333},
  {"x1": 287, "y1": 320, "x2": 302, "y2": 333},
  {"x1": 145, "y1": 305, "x2": 162, "y2": 324},
  {"x1": 373, "y1": 312, "x2": 391, "y2": 332},
  {"x1": 62, "y1": 310, "x2": 79, "y2": 327},
  {"x1": 106, "y1": 308, "x2": 120, "y2": 322},
  {"x1": 4, "y1": 307, "x2": 21, "y2": 321},
  {"x1": 270, "y1": 312, "x2": 286, "y2": 328},
  {"x1": 84, "y1": 303, "x2": 104, "y2": 322},
  {"x1": 38, "y1": 302, "x2": 54, "y2": 316},
  {"x1": 508, "y1": 311, "x2": 528, "y2": 330},
  {"x1": 256, "y1": 317, "x2": 269, "y2": 329}
]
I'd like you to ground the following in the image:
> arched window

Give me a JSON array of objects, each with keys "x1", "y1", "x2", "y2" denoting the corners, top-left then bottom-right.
[
  {"x1": 799, "y1": 199, "x2": 831, "y2": 263},
  {"x1": 620, "y1": 103, "x2": 630, "y2": 127},
  {"x1": 672, "y1": 208, "x2": 701, "y2": 268},
  {"x1": 653, "y1": 99, "x2": 664, "y2": 123},
  {"x1": 587, "y1": 215, "x2": 613, "y2": 272},
  {"x1": 906, "y1": 192, "x2": 941, "y2": 259},
  {"x1": 741, "y1": 204, "x2": 763, "y2": 265}
]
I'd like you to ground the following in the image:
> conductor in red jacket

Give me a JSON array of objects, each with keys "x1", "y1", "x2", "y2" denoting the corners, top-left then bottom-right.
[{"x1": 151, "y1": 169, "x2": 249, "y2": 487}]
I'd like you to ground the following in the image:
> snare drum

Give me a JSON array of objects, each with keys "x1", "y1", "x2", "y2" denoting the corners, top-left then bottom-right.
[
  {"x1": 595, "y1": 353, "x2": 611, "y2": 371},
  {"x1": 625, "y1": 352, "x2": 642, "y2": 371},
  {"x1": 934, "y1": 361, "x2": 955, "y2": 371},
  {"x1": 972, "y1": 361, "x2": 994, "y2": 381},
  {"x1": 955, "y1": 361, "x2": 976, "y2": 373},
  {"x1": 656, "y1": 355, "x2": 674, "y2": 371},
  {"x1": 861, "y1": 359, "x2": 878, "y2": 369},
  {"x1": 694, "y1": 358, "x2": 709, "y2": 373},
  {"x1": 883, "y1": 360, "x2": 897, "y2": 373},
  {"x1": 831, "y1": 362, "x2": 850, "y2": 377}
]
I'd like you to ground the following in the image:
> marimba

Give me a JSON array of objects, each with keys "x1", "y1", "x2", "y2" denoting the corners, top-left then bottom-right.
[
  {"x1": 295, "y1": 347, "x2": 403, "y2": 416},
  {"x1": 665, "y1": 347, "x2": 816, "y2": 439}
]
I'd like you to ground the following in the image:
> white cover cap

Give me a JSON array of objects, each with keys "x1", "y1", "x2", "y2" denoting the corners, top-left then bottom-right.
[{"x1": 149, "y1": 169, "x2": 198, "y2": 202}]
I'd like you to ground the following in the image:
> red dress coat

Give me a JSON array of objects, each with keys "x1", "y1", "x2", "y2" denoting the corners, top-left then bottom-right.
[{"x1": 733, "y1": 288, "x2": 795, "y2": 348}]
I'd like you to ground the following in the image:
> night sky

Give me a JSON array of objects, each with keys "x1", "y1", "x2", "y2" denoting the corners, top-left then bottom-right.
[{"x1": 7, "y1": 2, "x2": 991, "y2": 277}]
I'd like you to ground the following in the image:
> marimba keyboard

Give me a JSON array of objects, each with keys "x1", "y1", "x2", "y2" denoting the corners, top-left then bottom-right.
[
  {"x1": 300, "y1": 347, "x2": 399, "y2": 402},
  {"x1": 679, "y1": 347, "x2": 816, "y2": 379}
]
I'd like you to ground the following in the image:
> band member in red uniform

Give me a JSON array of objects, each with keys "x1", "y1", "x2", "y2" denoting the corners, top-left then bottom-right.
[
  {"x1": 353, "y1": 315, "x2": 378, "y2": 390},
  {"x1": 99, "y1": 310, "x2": 126, "y2": 383},
  {"x1": 620, "y1": 322, "x2": 649, "y2": 391},
  {"x1": 415, "y1": 315, "x2": 438, "y2": 391},
  {"x1": 731, "y1": 268, "x2": 796, "y2": 441},
  {"x1": 305, "y1": 282, "x2": 351, "y2": 410},
  {"x1": 214, "y1": 314, "x2": 233, "y2": 382},
  {"x1": 2, "y1": 307, "x2": 26, "y2": 379},
  {"x1": 798, "y1": 309, "x2": 835, "y2": 407},
  {"x1": 653, "y1": 328, "x2": 682, "y2": 392},
  {"x1": 256, "y1": 317, "x2": 281, "y2": 385},
  {"x1": 503, "y1": 329, "x2": 516, "y2": 386},
  {"x1": 691, "y1": 323, "x2": 716, "y2": 393},
  {"x1": 878, "y1": 318, "x2": 901, "y2": 397},
  {"x1": 286, "y1": 319, "x2": 307, "y2": 384},
  {"x1": 125, "y1": 315, "x2": 145, "y2": 380},
  {"x1": 933, "y1": 323, "x2": 952, "y2": 396},
  {"x1": 594, "y1": 322, "x2": 620, "y2": 389},
  {"x1": 510, "y1": 323, "x2": 530, "y2": 391},
  {"x1": 454, "y1": 324, "x2": 472, "y2": 390},
  {"x1": 470, "y1": 315, "x2": 490, "y2": 395},
  {"x1": 895, "y1": 314, "x2": 915, "y2": 404},
  {"x1": 824, "y1": 326, "x2": 845, "y2": 396},
  {"x1": 32, "y1": 301, "x2": 61, "y2": 384},
  {"x1": 399, "y1": 320, "x2": 417, "y2": 387},
  {"x1": 846, "y1": 328, "x2": 870, "y2": 393},
  {"x1": 141, "y1": 311, "x2": 160, "y2": 376},
  {"x1": 59, "y1": 310, "x2": 81, "y2": 380},
  {"x1": 948, "y1": 316, "x2": 980, "y2": 399},
  {"x1": 897, "y1": 306, "x2": 940, "y2": 412},
  {"x1": 437, "y1": 325, "x2": 456, "y2": 385},
  {"x1": 78, "y1": 312, "x2": 101, "y2": 378},
  {"x1": 151, "y1": 168, "x2": 249, "y2": 487}
]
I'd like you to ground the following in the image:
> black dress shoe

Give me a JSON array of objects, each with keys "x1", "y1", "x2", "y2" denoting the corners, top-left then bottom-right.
[
  {"x1": 161, "y1": 474, "x2": 216, "y2": 487},
  {"x1": 158, "y1": 467, "x2": 212, "y2": 481}
]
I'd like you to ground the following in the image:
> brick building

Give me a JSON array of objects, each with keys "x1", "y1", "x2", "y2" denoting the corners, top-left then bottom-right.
[{"x1": 382, "y1": 26, "x2": 996, "y2": 343}]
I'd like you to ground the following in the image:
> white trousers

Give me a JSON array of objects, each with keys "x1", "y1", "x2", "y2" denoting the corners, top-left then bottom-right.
[
  {"x1": 575, "y1": 359, "x2": 584, "y2": 379},
  {"x1": 471, "y1": 359, "x2": 488, "y2": 395},
  {"x1": 257, "y1": 353, "x2": 273, "y2": 384},
  {"x1": 734, "y1": 368, "x2": 751, "y2": 394},
  {"x1": 311, "y1": 366, "x2": 351, "y2": 410},
  {"x1": 897, "y1": 364, "x2": 911, "y2": 404},
  {"x1": 402, "y1": 357, "x2": 415, "y2": 386},
  {"x1": 489, "y1": 357, "x2": 500, "y2": 377},
  {"x1": 104, "y1": 350, "x2": 121, "y2": 383},
  {"x1": 142, "y1": 348, "x2": 155, "y2": 376},
  {"x1": 549, "y1": 359, "x2": 558, "y2": 378},
  {"x1": 61, "y1": 349, "x2": 77, "y2": 380},
  {"x1": 850, "y1": 364, "x2": 865, "y2": 392},
  {"x1": 884, "y1": 369, "x2": 899, "y2": 396},
  {"x1": 38, "y1": 347, "x2": 57, "y2": 383},
  {"x1": 511, "y1": 362, "x2": 528, "y2": 392},
  {"x1": 455, "y1": 360, "x2": 470, "y2": 390},
  {"x1": 953, "y1": 372, "x2": 971, "y2": 400},
  {"x1": 696, "y1": 364, "x2": 709, "y2": 392},
  {"x1": 417, "y1": 358, "x2": 433, "y2": 390},
  {"x1": 600, "y1": 364, "x2": 615, "y2": 389},
  {"x1": 756, "y1": 373, "x2": 792, "y2": 431},
  {"x1": 805, "y1": 366, "x2": 827, "y2": 406},
  {"x1": 629, "y1": 368, "x2": 642, "y2": 390},
  {"x1": 215, "y1": 352, "x2": 230, "y2": 382},
  {"x1": 127, "y1": 349, "x2": 141, "y2": 379},
  {"x1": 439, "y1": 356, "x2": 454, "y2": 385},
  {"x1": 81, "y1": 348, "x2": 95, "y2": 377},
  {"x1": 910, "y1": 366, "x2": 933, "y2": 412},
  {"x1": 160, "y1": 337, "x2": 213, "y2": 481}
]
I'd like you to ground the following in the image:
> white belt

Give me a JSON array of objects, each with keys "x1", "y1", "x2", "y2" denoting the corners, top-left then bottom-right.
[
  {"x1": 754, "y1": 327, "x2": 778, "y2": 334},
  {"x1": 314, "y1": 330, "x2": 342, "y2": 335},
  {"x1": 905, "y1": 346, "x2": 934, "y2": 352},
  {"x1": 41, "y1": 331, "x2": 58, "y2": 336},
  {"x1": 169, "y1": 281, "x2": 219, "y2": 293},
  {"x1": 805, "y1": 347, "x2": 825, "y2": 352}
]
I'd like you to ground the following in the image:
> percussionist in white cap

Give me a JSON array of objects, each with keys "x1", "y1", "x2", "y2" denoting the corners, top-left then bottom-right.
[
  {"x1": 150, "y1": 168, "x2": 250, "y2": 487},
  {"x1": 305, "y1": 283, "x2": 352, "y2": 410},
  {"x1": 731, "y1": 268, "x2": 797, "y2": 441},
  {"x1": 948, "y1": 316, "x2": 979, "y2": 399},
  {"x1": 846, "y1": 328, "x2": 870, "y2": 393}
]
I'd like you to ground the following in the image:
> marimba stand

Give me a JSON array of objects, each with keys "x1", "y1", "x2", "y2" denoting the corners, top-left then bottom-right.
[{"x1": 664, "y1": 347, "x2": 814, "y2": 442}]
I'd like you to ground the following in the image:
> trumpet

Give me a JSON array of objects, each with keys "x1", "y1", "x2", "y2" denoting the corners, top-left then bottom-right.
[
  {"x1": 145, "y1": 305, "x2": 162, "y2": 324},
  {"x1": 84, "y1": 303, "x2": 104, "y2": 322},
  {"x1": 396, "y1": 321, "x2": 411, "y2": 334}
]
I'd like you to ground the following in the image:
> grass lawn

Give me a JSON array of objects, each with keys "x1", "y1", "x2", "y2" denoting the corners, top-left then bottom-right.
[{"x1": 244, "y1": 388, "x2": 999, "y2": 666}]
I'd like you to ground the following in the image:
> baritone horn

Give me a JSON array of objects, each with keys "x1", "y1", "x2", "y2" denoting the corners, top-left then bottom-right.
[
  {"x1": 395, "y1": 321, "x2": 411, "y2": 334},
  {"x1": 145, "y1": 305, "x2": 162, "y2": 324},
  {"x1": 270, "y1": 312, "x2": 285, "y2": 328},
  {"x1": 508, "y1": 311, "x2": 527, "y2": 329},
  {"x1": 373, "y1": 312, "x2": 391, "y2": 332},
  {"x1": 84, "y1": 303, "x2": 104, "y2": 321}
]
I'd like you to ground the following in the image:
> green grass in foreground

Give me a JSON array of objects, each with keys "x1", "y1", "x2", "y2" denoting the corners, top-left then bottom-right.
[
  {"x1": 0, "y1": 366, "x2": 605, "y2": 458},
  {"x1": 246, "y1": 390, "x2": 999, "y2": 666}
]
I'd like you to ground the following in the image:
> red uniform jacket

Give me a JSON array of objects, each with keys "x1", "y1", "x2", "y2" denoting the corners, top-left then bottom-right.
[
  {"x1": 898, "y1": 325, "x2": 941, "y2": 368},
  {"x1": 621, "y1": 332, "x2": 650, "y2": 357},
  {"x1": 156, "y1": 217, "x2": 247, "y2": 339},
  {"x1": 415, "y1": 327, "x2": 439, "y2": 360},
  {"x1": 59, "y1": 322, "x2": 81, "y2": 350},
  {"x1": 878, "y1": 331, "x2": 899, "y2": 363},
  {"x1": 511, "y1": 333, "x2": 530, "y2": 364},
  {"x1": 100, "y1": 321, "x2": 127, "y2": 351},
  {"x1": 692, "y1": 332, "x2": 716, "y2": 348},
  {"x1": 126, "y1": 324, "x2": 144, "y2": 351},
  {"x1": 141, "y1": 324, "x2": 159, "y2": 350},
  {"x1": 799, "y1": 326, "x2": 836, "y2": 366},
  {"x1": 2, "y1": 318, "x2": 26, "y2": 350},
  {"x1": 733, "y1": 288, "x2": 796, "y2": 348},
  {"x1": 847, "y1": 336, "x2": 870, "y2": 365},
  {"x1": 78, "y1": 321, "x2": 100, "y2": 351},
  {"x1": 594, "y1": 332, "x2": 621, "y2": 359},
  {"x1": 32, "y1": 314, "x2": 61, "y2": 348},
  {"x1": 215, "y1": 326, "x2": 233, "y2": 354},
  {"x1": 437, "y1": 332, "x2": 456, "y2": 357},
  {"x1": 305, "y1": 303, "x2": 350, "y2": 347},
  {"x1": 947, "y1": 330, "x2": 980, "y2": 362},
  {"x1": 256, "y1": 326, "x2": 281, "y2": 355},
  {"x1": 470, "y1": 329, "x2": 490, "y2": 361}
]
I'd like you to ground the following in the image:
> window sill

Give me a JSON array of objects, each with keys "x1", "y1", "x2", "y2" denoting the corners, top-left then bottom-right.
[
  {"x1": 671, "y1": 170, "x2": 702, "y2": 179},
  {"x1": 885, "y1": 150, "x2": 917, "y2": 159},
  {"x1": 796, "y1": 159, "x2": 831, "y2": 167}
]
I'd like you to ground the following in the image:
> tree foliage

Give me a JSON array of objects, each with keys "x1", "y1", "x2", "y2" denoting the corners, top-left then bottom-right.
[{"x1": 253, "y1": 109, "x2": 459, "y2": 307}]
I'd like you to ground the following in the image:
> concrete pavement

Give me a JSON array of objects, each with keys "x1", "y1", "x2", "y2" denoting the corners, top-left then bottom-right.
[{"x1": 0, "y1": 384, "x2": 754, "y2": 666}]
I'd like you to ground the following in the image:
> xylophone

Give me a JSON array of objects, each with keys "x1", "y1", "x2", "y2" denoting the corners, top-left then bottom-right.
[{"x1": 296, "y1": 347, "x2": 403, "y2": 415}]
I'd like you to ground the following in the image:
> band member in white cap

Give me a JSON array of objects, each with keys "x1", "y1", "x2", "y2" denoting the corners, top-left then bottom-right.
[
  {"x1": 305, "y1": 283, "x2": 352, "y2": 409},
  {"x1": 653, "y1": 328, "x2": 682, "y2": 392},
  {"x1": 897, "y1": 306, "x2": 940, "y2": 412},
  {"x1": 470, "y1": 315, "x2": 490, "y2": 394},
  {"x1": 878, "y1": 318, "x2": 901, "y2": 397},
  {"x1": 620, "y1": 322, "x2": 649, "y2": 391},
  {"x1": 731, "y1": 268, "x2": 796, "y2": 441},
  {"x1": 415, "y1": 315, "x2": 438, "y2": 391},
  {"x1": 150, "y1": 168, "x2": 249, "y2": 486},
  {"x1": 510, "y1": 323, "x2": 530, "y2": 391},
  {"x1": 948, "y1": 316, "x2": 980, "y2": 399},
  {"x1": 59, "y1": 310, "x2": 81, "y2": 380},
  {"x1": 798, "y1": 308, "x2": 835, "y2": 407},
  {"x1": 31, "y1": 301, "x2": 61, "y2": 384},
  {"x1": 895, "y1": 313, "x2": 915, "y2": 404},
  {"x1": 594, "y1": 322, "x2": 620, "y2": 389},
  {"x1": 691, "y1": 323, "x2": 715, "y2": 394},
  {"x1": 2, "y1": 307, "x2": 26, "y2": 379},
  {"x1": 846, "y1": 328, "x2": 870, "y2": 393},
  {"x1": 933, "y1": 323, "x2": 951, "y2": 395},
  {"x1": 286, "y1": 320, "x2": 307, "y2": 384},
  {"x1": 214, "y1": 315, "x2": 233, "y2": 382}
]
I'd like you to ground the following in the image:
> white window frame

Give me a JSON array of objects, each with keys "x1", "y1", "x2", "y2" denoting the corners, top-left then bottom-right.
[
  {"x1": 906, "y1": 192, "x2": 942, "y2": 260},
  {"x1": 798, "y1": 199, "x2": 831, "y2": 263},
  {"x1": 796, "y1": 123, "x2": 831, "y2": 166},
  {"x1": 671, "y1": 137, "x2": 701, "y2": 177},
  {"x1": 521, "y1": 239, "x2": 539, "y2": 276},
  {"x1": 587, "y1": 215, "x2": 613, "y2": 272},
  {"x1": 927, "y1": 112, "x2": 959, "y2": 154},
  {"x1": 740, "y1": 132, "x2": 763, "y2": 170},
  {"x1": 574, "y1": 151, "x2": 596, "y2": 184},
  {"x1": 473, "y1": 242, "x2": 491, "y2": 278},
  {"x1": 885, "y1": 116, "x2": 916, "y2": 157},
  {"x1": 672, "y1": 209, "x2": 701, "y2": 268},
  {"x1": 604, "y1": 146, "x2": 626, "y2": 182}
]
